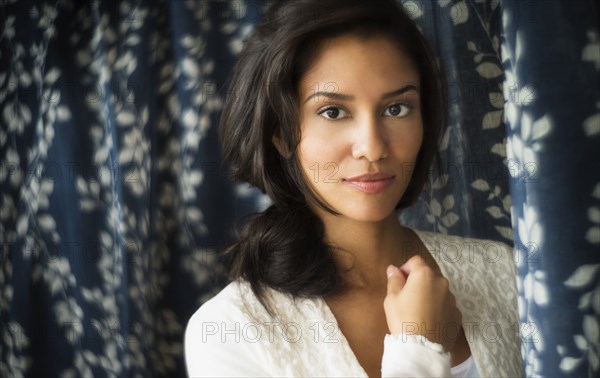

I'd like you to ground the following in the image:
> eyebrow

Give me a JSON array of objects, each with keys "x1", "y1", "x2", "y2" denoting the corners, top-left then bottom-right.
[{"x1": 303, "y1": 84, "x2": 419, "y2": 104}]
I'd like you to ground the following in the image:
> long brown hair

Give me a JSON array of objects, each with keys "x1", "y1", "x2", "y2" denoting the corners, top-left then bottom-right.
[{"x1": 219, "y1": 0, "x2": 448, "y2": 311}]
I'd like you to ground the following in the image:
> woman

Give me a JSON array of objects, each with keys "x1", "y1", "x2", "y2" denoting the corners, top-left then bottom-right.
[{"x1": 185, "y1": 0, "x2": 522, "y2": 376}]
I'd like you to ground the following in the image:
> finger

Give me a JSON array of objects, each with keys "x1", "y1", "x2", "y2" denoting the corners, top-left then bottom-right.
[
  {"x1": 398, "y1": 254, "x2": 427, "y2": 276},
  {"x1": 386, "y1": 265, "x2": 406, "y2": 295}
]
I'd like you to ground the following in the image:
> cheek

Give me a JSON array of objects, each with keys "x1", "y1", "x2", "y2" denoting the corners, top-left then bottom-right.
[
  {"x1": 297, "y1": 134, "x2": 347, "y2": 187},
  {"x1": 394, "y1": 123, "x2": 423, "y2": 160},
  {"x1": 395, "y1": 126, "x2": 423, "y2": 183},
  {"x1": 297, "y1": 125, "x2": 347, "y2": 167}
]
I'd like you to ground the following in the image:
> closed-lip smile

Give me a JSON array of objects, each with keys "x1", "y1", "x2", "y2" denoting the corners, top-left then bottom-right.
[
  {"x1": 343, "y1": 173, "x2": 395, "y2": 193},
  {"x1": 344, "y1": 172, "x2": 395, "y2": 182}
]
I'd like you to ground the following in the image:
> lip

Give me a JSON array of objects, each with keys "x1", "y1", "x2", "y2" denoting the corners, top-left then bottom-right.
[{"x1": 343, "y1": 173, "x2": 395, "y2": 193}]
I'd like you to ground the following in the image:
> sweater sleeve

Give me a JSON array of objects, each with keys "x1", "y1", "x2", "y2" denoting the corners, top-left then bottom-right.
[
  {"x1": 184, "y1": 295, "x2": 272, "y2": 377},
  {"x1": 381, "y1": 334, "x2": 452, "y2": 377}
]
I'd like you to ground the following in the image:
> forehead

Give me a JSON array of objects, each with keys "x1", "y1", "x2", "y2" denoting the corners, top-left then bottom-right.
[{"x1": 299, "y1": 34, "x2": 420, "y2": 98}]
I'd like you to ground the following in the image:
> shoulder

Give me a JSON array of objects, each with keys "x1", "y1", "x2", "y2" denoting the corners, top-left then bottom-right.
[
  {"x1": 184, "y1": 280, "x2": 334, "y2": 376},
  {"x1": 411, "y1": 229, "x2": 522, "y2": 372},
  {"x1": 186, "y1": 281, "x2": 250, "y2": 324},
  {"x1": 411, "y1": 227, "x2": 512, "y2": 251},
  {"x1": 410, "y1": 228, "x2": 519, "y2": 303},
  {"x1": 184, "y1": 281, "x2": 246, "y2": 354},
  {"x1": 411, "y1": 228, "x2": 515, "y2": 273},
  {"x1": 185, "y1": 280, "x2": 277, "y2": 343},
  {"x1": 184, "y1": 280, "x2": 274, "y2": 377}
]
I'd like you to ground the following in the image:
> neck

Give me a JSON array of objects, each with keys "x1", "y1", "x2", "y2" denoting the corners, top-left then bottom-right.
[{"x1": 317, "y1": 210, "x2": 419, "y2": 292}]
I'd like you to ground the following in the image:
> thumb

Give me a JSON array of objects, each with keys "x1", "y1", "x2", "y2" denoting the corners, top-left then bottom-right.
[{"x1": 386, "y1": 265, "x2": 406, "y2": 295}]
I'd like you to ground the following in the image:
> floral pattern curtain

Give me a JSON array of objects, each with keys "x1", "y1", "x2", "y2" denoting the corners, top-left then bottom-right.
[
  {"x1": 500, "y1": 0, "x2": 599, "y2": 376},
  {"x1": 0, "y1": 0, "x2": 598, "y2": 377}
]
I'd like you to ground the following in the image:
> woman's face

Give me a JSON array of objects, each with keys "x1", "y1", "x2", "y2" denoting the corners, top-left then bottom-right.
[{"x1": 295, "y1": 34, "x2": 423, "y2": 223}]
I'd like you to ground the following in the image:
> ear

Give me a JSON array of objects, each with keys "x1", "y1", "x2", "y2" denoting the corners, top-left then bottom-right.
[{"x1": 272, "y1": 133, "x2": 290, "y2": 158}]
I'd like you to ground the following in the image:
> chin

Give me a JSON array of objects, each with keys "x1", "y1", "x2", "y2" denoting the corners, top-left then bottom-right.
[{"x1": 341, "y1": 206, "x2": 398, "y2": 223}]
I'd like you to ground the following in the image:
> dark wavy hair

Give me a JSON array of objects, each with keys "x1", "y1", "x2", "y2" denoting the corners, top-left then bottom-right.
[{"x1": 219, "y1": 0, "x2": 448, "y2": 311}]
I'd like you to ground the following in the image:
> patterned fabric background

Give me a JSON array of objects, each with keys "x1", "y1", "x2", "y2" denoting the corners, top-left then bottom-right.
[
  {"x1": 0, "y1": 0, "x2": 597, "y2": 377},
  {"x1": 501, "y1": 1, "x2": 599, "y2": 376}
]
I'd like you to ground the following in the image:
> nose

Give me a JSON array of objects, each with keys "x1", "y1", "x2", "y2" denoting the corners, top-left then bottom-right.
[{"x1": 351, "y1": 115, "x2": 389, "y2": 162}]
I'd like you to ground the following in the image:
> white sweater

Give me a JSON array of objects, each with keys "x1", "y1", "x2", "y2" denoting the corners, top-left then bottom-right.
[{"x1": 185, "y1": 228, "x2": 523, "y2": 377}]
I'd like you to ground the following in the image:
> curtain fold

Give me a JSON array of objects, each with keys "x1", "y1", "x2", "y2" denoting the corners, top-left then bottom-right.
[
  {"x1": 500, "y1": 0, "x2": 599, "y2": 376},
  {"x1": 1, "y1": 0, "x2": 598, "y2": 377}
]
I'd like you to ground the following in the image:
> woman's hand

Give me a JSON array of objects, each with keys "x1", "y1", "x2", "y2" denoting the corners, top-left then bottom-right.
[{"x1": 383, "y1": 255, "x2": 462, "y2": 353}]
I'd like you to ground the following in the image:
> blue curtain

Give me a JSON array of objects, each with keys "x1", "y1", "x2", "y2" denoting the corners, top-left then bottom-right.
[
  {"x1": 500, "y1": 0, "x2": 599, "y2": 376},
  {"x1": 398, "y1": 0, "x2": 514, "y2": 242},
  {"x1": 0, "y1": 0, "x2": 597, "y2": 377}
]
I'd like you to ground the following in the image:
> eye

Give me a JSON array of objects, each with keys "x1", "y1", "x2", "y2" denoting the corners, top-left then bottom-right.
[
  {"x1": 384, "y1": 103, "x2": 412, "y2": 117},
  {"x1": 317, "y1": 106, "x2": 349, "y2": 120}
]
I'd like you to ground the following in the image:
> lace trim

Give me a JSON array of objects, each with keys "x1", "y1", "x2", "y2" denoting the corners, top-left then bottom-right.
[{"x1": 385, "y1": 333, "x2": 450, "y2": 355}]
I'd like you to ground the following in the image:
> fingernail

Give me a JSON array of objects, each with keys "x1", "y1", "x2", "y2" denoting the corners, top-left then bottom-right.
[{"x1": 387, "y1": 265, "x2": 397, "y2": 279}]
